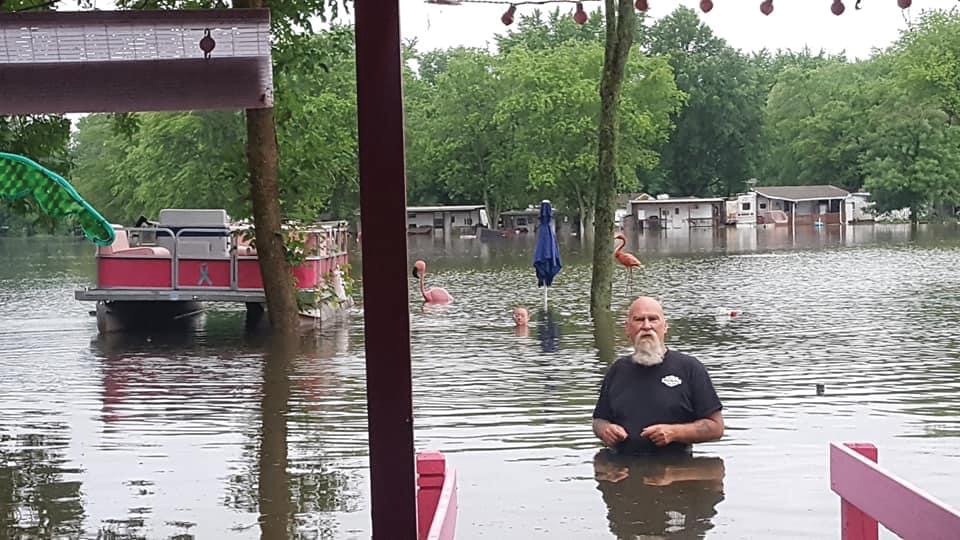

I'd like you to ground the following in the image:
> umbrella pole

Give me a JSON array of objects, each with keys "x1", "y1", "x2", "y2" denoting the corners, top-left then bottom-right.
[{"x1": 543, "y1": 286, "x2": 548, "y2": 310}]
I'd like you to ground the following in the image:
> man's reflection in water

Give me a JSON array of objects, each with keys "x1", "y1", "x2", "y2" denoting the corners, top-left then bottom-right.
[{"x1": 593, "y1": 449, "x2": 725, "y2": 539}]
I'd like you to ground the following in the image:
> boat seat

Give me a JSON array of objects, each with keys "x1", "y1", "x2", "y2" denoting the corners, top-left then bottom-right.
[{"x1": 99, "y1": 229, "x2": 171, "y2": 258}]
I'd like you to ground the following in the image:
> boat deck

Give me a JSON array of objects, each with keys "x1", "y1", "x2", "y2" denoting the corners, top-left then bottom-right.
[{"x1": 75, "y1": 288, "x2": 277, "y2": 303}]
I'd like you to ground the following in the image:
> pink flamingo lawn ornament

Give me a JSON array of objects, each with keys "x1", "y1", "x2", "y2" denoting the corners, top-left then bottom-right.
[
  {"x1": 412, "y1": 260, "x2": 453, "y2": 304},
  {"x1": 614, "y1": 233, "x2": 643, "y2": 284}
]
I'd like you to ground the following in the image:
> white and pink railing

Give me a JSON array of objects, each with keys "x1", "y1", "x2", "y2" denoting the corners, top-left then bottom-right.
[
  {"x1": 830, "y1": 442, "x2": 960, "y2": 540},
  {"x1": 416, "y1": 451, "x2": 458, "y2": 540}
]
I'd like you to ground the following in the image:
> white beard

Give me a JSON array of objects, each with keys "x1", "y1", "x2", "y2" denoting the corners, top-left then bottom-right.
[{"x1": 632, "y1": 333, "x2": 666, "y2": 366}]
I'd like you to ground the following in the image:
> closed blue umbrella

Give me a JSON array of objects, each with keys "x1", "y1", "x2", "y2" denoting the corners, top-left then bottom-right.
[{"x1": 533, "y1": 200, "x2": 562, "y2": 309}]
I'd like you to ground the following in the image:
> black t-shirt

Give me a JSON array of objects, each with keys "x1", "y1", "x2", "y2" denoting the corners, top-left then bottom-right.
[{"x1": 593, "y1": 350, "x2": 722, "y2": 455}]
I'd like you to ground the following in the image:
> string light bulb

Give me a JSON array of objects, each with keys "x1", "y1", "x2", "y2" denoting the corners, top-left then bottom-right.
[
  {"x1": 573, "y1": 2, "x2": 588, "y2": 24},
  {"x1": 760, "y1": 0, "x2": 773, "y2": 15},
  {"x1": 501, "y1": 4, "x2": 516, "y2": 25},
  {"x1": 635, "y1": 0, "x2": 648, "y2": 12},
  {"x1": 831, "y1": 0, "x2": 845, "y2": 15},
  {"x1": 898, "y1": 0, "x2": 911, "y2": 7},
  {"x1": 700, "y1": 0, "x2": 713, "y2": 12}
]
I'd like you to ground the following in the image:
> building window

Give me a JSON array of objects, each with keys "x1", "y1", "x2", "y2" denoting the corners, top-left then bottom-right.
[
  {"x1": 674, "y1": 208, "x2": 680, "y2": 215},
  {"x1": 517, "y1": 218, "x2": 527, "y2": 226},
  {"x1": 759, "y1": 203, "x2": 767, "y2": 210},
  {"x1": 451, "y1": 215, "x2": 456, "y2": 223},
  {"x1": 465, "y1": 217, "x2": 473, "y2": 225},
  {"x1": 742, "y1": 202, "x2": 751, "y2": 211}
]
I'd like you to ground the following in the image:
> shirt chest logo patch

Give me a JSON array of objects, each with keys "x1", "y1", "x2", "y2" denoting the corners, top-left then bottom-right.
[{"x1": 661, "y1": 375, "x2": 682, "y2": 388}]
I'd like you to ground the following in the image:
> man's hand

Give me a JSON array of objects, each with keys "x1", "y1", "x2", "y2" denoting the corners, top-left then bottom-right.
[
  {"x1": 640, "y1": 412, "x2": 725, "y2": 446},
  {"x1": 640, "y1": 424, "x2": 678, "y2": 447},
  {"x1": 593, "y1": 419, "x2": 628, "y2": 447}
]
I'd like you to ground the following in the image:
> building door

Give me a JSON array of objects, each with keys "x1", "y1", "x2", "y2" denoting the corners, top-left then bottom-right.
[{"x1": 672, "y1": 207, "x2": 683, "y2": 228}]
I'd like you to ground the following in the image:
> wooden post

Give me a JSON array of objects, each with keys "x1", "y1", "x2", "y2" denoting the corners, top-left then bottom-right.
[
  {"x1": 354, "y1": 1, "x2": 418, "y2": 538},
  {"x1": 841, "y1": 443, "x2": 879, "y2": 540},
  {"x1": 417, "y1": 452, "x2": 446, "y2": 540}
]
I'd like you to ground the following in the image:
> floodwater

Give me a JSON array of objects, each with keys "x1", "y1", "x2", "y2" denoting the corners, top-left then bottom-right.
[{"x1": 1, "y1": 224, "x2": 959, "y2": 539}]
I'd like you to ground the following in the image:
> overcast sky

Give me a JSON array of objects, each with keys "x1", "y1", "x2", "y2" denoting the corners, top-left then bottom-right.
[{"x1": 399, "y1": 0, "x2": 958, "y2": 58}]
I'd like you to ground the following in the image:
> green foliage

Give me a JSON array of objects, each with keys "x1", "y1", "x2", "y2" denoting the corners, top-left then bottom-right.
[
  {"x1": 70, "y1": 111, "x2": 247, "y2": 224},
  {"x1": 273, "y1": 27, "x2": 359, "y2": 221},
  {"x1": 642, "y1": 7, "x2": 765, "y2": 197},
  {"x1": 69, "y1": 28, "x2": 358, "y2": 225},
  {"x1": 13, "y1": 5, "x2": 960, "y2": 234},
  {"x1": 756, "y1": 9, "x2": 960, "y2": 219},
  {"x1": 405, "y1": 10, "x2": 680, "y2": 229},
  {"x1": 495, "y1": 8, "x2": 605, "y2": 54},
  {"x1": 892, "y1": 8, "x2": 960, "y2": 124},
  {"x1": 404, "y1": 47, "x2": 521, "y2": 223},
  {"x1": 761, "y1": 61, "x2": 875, "y2": 191}
]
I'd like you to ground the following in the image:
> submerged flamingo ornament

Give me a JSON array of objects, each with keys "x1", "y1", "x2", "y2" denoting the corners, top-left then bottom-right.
[
  {"x1": 614, "y1": 233, "x2": 643, "y2": 281},
  {"x1": 412, "y1": 260, "x2": 454, "y2": 304}
]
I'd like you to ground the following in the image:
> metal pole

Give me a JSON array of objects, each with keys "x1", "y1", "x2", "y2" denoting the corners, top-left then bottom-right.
[{"x1": 354, "y1": 1, "x2": 418, "y2": 538}]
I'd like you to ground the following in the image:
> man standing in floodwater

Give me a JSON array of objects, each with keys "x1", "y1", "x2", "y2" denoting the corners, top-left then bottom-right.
[{"x1": 592, "y1": 296, "x2": 724, "y2": 455}]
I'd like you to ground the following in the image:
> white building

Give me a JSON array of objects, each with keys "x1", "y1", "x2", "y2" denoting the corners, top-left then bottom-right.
[
  {"x1": 733, "y1": 185, "x2": 851, "y2": 227},
  {"x1": 844, "y1": 192, "x2": 875, "y2": 223},
  {"x1": 628, "y1": 196, "x2": 725, "y2": 230},
  {"x1": 406, "y1": 205, "x2": 488, "y2": 237}
]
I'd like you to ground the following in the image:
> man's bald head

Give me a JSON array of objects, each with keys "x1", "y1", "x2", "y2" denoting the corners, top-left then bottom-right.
[
  {"x1": 625, "y1": 296, "x2": 669, "y2": 350},
  {"x1": 627, "y1": 296, "x2": 665, "y2": 321}
]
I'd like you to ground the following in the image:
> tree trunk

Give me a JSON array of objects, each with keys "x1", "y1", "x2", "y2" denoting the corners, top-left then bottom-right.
[
  {"x1": 583, "y1": 206, "x2": 595, "y2": 244},
  {"x1": 245, "y1": 108, "x2": 300, "y2": 333},
  {"x1": 483, "y1": 190, "x2": 500, "y2": 230},
  {"x1": 233, "y1": 0, "x2": 300, "y2": 334},
  {"x1": 590, "y1": 0, "x2": 636, "y2": 319}
]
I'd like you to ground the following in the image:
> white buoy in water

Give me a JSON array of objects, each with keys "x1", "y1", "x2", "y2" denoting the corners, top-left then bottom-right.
[{"x1": 715, "y1": 307, "x2": 740, "y2": 318}]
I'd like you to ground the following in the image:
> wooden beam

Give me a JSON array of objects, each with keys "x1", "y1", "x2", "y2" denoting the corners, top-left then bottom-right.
[
  {"x1": 354, "y1": 1, "x2": 418, "y2": 538},
  {"x1": 0, "y1": 9, "x2": 272, "y2": 113}
]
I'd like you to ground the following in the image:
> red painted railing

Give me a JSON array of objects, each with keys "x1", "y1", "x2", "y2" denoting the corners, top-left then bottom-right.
[
  {"x1": 829, "y1": 442, "x2": 960, "y2": 540},
  {"x1": 416, "y1": 451, "x2": 458, "y2": 540}
]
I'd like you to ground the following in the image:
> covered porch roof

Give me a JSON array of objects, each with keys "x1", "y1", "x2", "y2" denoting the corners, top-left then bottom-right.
[{"x1": 754, "y1": 185, "x2": 850, "y2": 202}]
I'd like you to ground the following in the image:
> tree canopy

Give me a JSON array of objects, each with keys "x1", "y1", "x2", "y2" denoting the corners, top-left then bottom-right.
[{"x1": 6, "y1": 6, "x2": 960, "y2": 233}]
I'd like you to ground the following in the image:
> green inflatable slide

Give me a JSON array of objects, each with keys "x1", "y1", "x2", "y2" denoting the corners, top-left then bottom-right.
[{"x1": 0, "y1": 152, "x2": 114, "y2": 246}]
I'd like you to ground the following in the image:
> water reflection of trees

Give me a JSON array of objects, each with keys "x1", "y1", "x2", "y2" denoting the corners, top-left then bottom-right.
[
  {"x1": 221, "y1": 329, "x2": 361, "y2": 539},
  {"x1": 0, "y1": 429, "x2": 85, "y2": 539},
  {"x1": 593, "y1": 450, "x2": 725, "y2": 539},
  {"x1": 92, "y1": 320, "x2": 361, "y2": 539}
]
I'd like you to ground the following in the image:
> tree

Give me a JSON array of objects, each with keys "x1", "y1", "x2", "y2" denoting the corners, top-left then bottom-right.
[
  {"x1": 272, "y1": 28, "x2": 360, "y2": 221},
  {"x1": 494, "y1": 41, "x2": 679, "y2": 237},
  {"x1": 590, "y1": 0, "x2": 638, "y2": 319},
  {"x1": 892, "y1": 9, "x2": 960, "y2": 126},
  {"x1": 860, "y1": 89, "x2": 960, "y2": 221},
  {"x1": 404, "y1": 47, "x2": 524, "y2": 225},
  {"x1": 106, "y1": 0, "x2": 350, "y2": 333},
  {"x1": 643, "y1": 7, "x2": 765, "y2": 198},
  {"x1": 761, "y1": 61, "x2": 875, "y2": 192},
  {"x1": 861, "y1": 14, "x2": 960, "y2": 220}
]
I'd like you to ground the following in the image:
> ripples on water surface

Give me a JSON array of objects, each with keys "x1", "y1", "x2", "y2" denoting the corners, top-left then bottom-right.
[{"x1": 1, "y1": 225, "x2": 959, "y2": 539}]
